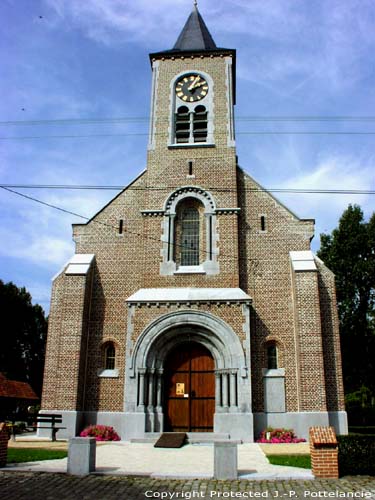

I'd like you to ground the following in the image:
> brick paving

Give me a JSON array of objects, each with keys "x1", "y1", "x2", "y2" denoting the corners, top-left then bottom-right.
[{"x1": 0, "y1": 472, "x2": 374, "y2": 500}]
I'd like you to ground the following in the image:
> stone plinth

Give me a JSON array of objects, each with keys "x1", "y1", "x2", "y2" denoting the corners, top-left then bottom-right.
[
  {"x1": 67, "y1": 437, "x2": 96, "y2": 476},
  {"x1": 214, "y1": 441, "x2": 237, "y2": 479}
]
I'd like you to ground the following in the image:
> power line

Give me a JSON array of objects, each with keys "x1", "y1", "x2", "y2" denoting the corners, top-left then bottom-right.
[
  {"x1": 0, "y1": 185, "x2": 243, "y2": 263},
  {"x1": 2, "y1": 131, "x2": 375, "y2": 140},
  {"x1": 2, "y1": 185, "x2": 371, "y2": 267},
  {"x1": 0, "y1": 184, "x2": 373, "y2": 195},
  {"x1": 2, "y1": 115, "x2": 375, "y2": 126}
]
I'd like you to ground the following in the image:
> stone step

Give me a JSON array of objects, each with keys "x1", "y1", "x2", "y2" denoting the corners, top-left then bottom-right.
[
  {"x1": 187, "y1": 432, "x2": 231, "y2": 443},
  {"x1": 130, "y1": 432, "x2": 233, "y2": 444}
]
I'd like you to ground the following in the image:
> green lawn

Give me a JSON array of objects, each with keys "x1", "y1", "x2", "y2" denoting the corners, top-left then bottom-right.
[
  {"x1": 6, "y1": 448, "x2": 68, "y2": 464},
  {"x1": 267, "y1": 454, "x2": 311, "y2": 469}
]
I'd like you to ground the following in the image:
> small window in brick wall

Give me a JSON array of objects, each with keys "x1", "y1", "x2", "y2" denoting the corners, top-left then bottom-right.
[
  {"x1": 104, "y1": 343, "x2": 116, "y2": 370},
  {"x1": 260, "y1": 215, "x2": 266, "y2": 232},
  {"x1": 267, "y1": 344, "x2": 278, "y2": 369}
]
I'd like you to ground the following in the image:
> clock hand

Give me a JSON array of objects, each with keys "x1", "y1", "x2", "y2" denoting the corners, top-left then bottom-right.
[
  {"x1": 188, "y1": 76, "x2": 201, "y2": 91},
  {"x1": 192, "y1": 81, "x2": 206, "y2": 89}
]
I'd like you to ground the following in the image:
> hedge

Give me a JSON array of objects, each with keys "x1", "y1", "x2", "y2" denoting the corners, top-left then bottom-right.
[{"x1": 337, "y1": 435, "x2": 375, "y2": 476}]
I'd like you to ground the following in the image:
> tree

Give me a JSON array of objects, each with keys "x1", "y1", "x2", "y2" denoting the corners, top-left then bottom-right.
[
  {"x1": 0, "y1": 280, "x2": 47, "y2": 397},
  {"x1": 317, "y1": 205, "x2": 375, "y2": 400}
]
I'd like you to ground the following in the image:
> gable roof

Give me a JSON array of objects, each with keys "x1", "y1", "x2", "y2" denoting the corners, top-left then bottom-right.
[{"x1": 0, "y1": 373, "x2": 38, "y2": 400}]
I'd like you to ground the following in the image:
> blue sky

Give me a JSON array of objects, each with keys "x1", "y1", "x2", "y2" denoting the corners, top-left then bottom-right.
[{"x1": 1, "y1": 0, "x2": 374, "y2": 313}]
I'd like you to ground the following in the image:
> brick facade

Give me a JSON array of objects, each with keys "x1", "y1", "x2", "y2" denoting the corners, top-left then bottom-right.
[
  {"x1": 0, "y1": 423, "x2": 8, "y2": 467},
  {"x1": 40, "y1": 9, "x2": 347, "y2": 442}
]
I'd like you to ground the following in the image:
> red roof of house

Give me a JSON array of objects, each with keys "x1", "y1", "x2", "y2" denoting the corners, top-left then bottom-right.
[{"x1": 0, "y1": 373, "x2": 38, "y2": 400}]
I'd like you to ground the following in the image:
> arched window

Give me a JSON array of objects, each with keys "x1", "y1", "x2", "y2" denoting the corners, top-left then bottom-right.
[
  {"x1": 180, "y1": 207, "x2": 199, "y2": 265},
  {"x1": 193, "y1": 105, "x2": 208, "y2": 143},
  {"x1": 104, "y1": 343, "x2": 116, "y2": 370},
  {"x1": 267, "y1": 343, "x2": 278, "y2": 370},
  {"x1": 175, "y1": 106, "x2": 190, "y2": 143},
  {"x1": 160, "y1": 187, "x2": 219, "y2": 276}
]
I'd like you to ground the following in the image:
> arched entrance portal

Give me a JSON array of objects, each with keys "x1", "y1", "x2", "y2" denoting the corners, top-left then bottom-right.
[
  {"x1": 123, "y1": 310, "x2": 254, "y2": 441},
  {"x1": 164, "y1": 342, "x2": 215, "y2": 432}
]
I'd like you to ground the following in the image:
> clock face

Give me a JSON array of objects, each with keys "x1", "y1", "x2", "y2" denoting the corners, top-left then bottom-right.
[{"x1": 175, "y1": 74, "x2": 209, "y2": 102}]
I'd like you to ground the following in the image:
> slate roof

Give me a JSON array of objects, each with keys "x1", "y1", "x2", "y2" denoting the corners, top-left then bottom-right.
[
  {"x1": 0, "y1": 373, "x2": 38, "y2": 400},
  {"x1": 173, "y1": 5, "x2": 217, "y2": 51},
  {"x1": 150, "y1": 5, "x2": 235, "y2": 58}
]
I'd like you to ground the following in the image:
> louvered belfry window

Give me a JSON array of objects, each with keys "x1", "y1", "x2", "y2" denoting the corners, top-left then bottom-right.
[
  {"x1": 180, "y1": 207, "x2": 199, "y2": 265},
  {"x1": 175, "y1": 105, "x2": 208, "y2": 144},
  {"x1": 193, "y1": 105, "x2": 208, "y2": 142},
  {"x1": 175, "y1": 106, "x2": 190, "y2": 143}
]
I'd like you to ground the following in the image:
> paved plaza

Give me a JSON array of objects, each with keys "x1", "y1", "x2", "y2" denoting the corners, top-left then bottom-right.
[
  {"x1": 0, "y1": 471, "x2": 374, "y2": 500},
  {"x1": 4, "y1": 442, "x2": 313, "y2": 480},
  {"x1": 2, "y1": 440, "x2": 374, "y2": 499}
]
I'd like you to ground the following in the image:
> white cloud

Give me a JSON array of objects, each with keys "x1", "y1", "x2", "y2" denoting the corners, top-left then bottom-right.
[
  {"x1": 0, "y1": 227, "x2": 74, "y2": 267},
  {"x1": 45, "y1": 0, "x2": 188, "y2": 46},
  {"x1": 276, "y1": 155, "x2": 374, "y2": 246}
]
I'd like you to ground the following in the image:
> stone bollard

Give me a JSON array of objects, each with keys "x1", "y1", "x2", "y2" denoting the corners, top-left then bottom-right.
[
  {"x1": 67, "y1": 437, "x2": 96, "y2": 475},
  {"x1": 0, "y1": 423, "x2": 9, "y2": 467},
  {"x1": 309, "y1": 426, "x2": 339, "y2": 479},
  {"x1": 214, "y1": 441, "x2": 238, "y2": 480}
]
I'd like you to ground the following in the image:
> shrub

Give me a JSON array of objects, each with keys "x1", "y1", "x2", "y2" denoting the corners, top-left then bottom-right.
[
  {"x1": 337, "y1": 435, "x2": 375, "y2": 476},
  {"x1": 80, "y1": 424, "x2": 120, "y2": 441},
  {"x1": 256, "y1": 427, "x2": 306, "y2": 443}
]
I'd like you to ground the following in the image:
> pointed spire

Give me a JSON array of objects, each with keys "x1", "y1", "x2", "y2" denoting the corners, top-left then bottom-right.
[{"x1": 172, "y1": 4, "x2": 217, "y2": 52}]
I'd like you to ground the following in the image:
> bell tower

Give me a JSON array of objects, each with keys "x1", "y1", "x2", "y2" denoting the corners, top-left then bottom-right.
[{"x1": 146, "y1": 4, "x2": 238, "y2": 211}]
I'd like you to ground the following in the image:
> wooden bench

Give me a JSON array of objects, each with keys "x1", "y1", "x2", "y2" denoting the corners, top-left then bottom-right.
[{"x1": 35, "y1": 414, "x2": 66, "y2": 441}]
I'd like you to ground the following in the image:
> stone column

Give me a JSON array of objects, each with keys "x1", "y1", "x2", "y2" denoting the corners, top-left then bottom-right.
[
  {"x1": 138, "y1": 368, "x2": 146, "y2": 408},
  {"x1": 205, "y1": 214, "x2": 213, "y2": 260},
  {"x1": 147, "y1": 369, "x2": 155, "y2": 432},
  {"x1": 230, "y1": 370, "x2": 237, "y2": 408},
  {"x1": 148, "y1": 369, "x2": 155, "y2": 408},
  {"x1": 222, "y1": 370, "x2": 229, "y2": 410},
  {"x1": 156, "y1": 369, "x2": 163, "y2": 411},
  {"x1": 215, "y1": 371, "x2": 221, "y2": 408},
  {"x1": 168, "y1": 215, "x2": 176, "y2": 262}
]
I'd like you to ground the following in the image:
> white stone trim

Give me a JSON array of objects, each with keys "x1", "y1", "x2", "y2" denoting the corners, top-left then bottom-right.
[
  {"x1": 126, "y1": 287, "x2": 251, "y2": 304},
  {"x1": 64, "y1": 254, "x2": 95, "y2": 275},
  {"x1": 148, "y1": 60, "x2": 159, "y2": 150},
  {"x1": 169, "y1": 70, "x2": 215, "y2": 146},
  {"x1": 97, "y1": 368, "x2": 119, "y2": 378},
  {"x1": 225, "y1": 56, "x2": 235, "y2": 147},
  {"x1": 290, "y1": 250, "x2": 317, "y2": 272},
  {"x1": 174, "y1": 265, "x2": 206, "y2": 275}
]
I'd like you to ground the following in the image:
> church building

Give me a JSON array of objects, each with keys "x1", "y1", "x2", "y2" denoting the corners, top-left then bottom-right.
[{"x1": 41, "y1": 5, "x2": 348, "y2": 442}]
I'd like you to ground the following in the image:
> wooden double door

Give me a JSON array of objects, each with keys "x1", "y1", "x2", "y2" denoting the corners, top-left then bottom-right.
[{"x1": 164, "y1": 342, "x2": 215, "y2": 432}]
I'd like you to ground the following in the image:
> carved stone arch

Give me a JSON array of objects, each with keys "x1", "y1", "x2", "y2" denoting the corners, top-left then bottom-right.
[
  {"x1": 129, "y1": 309, "x2": 246, "y2": 376},
  {"x1": 164, "y1": 185, "x2": 216, "y2": 215}
]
